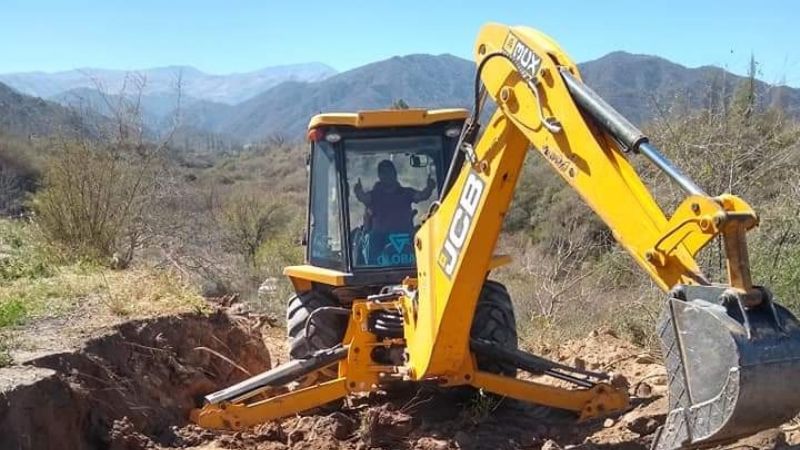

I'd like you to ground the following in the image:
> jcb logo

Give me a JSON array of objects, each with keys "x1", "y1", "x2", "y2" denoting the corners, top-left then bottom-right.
[{"x1": 438, "y1": 171, "x2": 484, "y2": 277}]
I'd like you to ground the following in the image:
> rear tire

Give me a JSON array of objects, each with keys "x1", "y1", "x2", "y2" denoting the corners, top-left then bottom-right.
[
  {"x1": 286, "y1": 289, "x2": 348, "y2": 381},
  {"x1": 470, "y1": 280, "x2": 518, "y2": 376}
]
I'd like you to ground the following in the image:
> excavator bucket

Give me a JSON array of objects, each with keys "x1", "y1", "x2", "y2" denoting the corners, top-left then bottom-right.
[{"x1": 654, "y1": 285, "x2": 800, "y2": 450}]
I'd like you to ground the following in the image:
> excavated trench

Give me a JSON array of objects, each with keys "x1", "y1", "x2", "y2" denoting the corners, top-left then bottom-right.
[{"x1": 0, "y1": 312, "x2": 271, "y2": 450}]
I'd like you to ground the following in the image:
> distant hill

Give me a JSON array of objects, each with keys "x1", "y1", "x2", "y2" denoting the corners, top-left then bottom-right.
[
  {"x1": 0, "y1": 82, "x2": 232, "y2": 151},
  {"x1": 4, "y1": 52, "x2": 799, "y2": 145},
  {"x1": 0, "y1": 62, "x2": 337, "y2": 105},
  {"x1": 51, "y1": 87, "x2": 234, "y2": 135},
  {"x1": 0, "y1": 82, "x2": 100, "y2": 138},
  {"x1": 215, "y1": 54, "x2": 475, "y2": 140},
  {"x1": 213, "y1": 52, "x2": 800, "y2": 141},
  {"x1": 578, "y1": 51, "x2": 800, "y2": 124}
]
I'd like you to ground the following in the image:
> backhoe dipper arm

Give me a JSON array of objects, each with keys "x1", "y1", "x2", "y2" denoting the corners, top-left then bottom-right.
[{"x1": 408, "y1": 23, "x2": 758, "y2": 379}]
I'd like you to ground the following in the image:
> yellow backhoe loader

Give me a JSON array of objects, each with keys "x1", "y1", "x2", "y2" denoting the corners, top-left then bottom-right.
[{"x1": 191, "y1": 23, "x2": 800, "y2": 449}]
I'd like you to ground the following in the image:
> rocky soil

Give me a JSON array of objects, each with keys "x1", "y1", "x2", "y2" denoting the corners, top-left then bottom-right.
[{"x1": 1, "y1": 310, "x2": 798, "y2": 450}]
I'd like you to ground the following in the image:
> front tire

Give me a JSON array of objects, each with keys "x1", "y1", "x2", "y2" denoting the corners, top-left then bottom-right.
[
  {"x1": 286, "y1": 289, "x2": 347, "y2": 381},
  {"x1": 470, "y1": 280, "x2": 518, "y2": 376}
]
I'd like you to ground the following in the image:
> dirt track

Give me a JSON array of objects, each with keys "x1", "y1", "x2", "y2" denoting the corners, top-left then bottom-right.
[{"x1": 1, "y1": 309, "x2": 798, "y2": 450}]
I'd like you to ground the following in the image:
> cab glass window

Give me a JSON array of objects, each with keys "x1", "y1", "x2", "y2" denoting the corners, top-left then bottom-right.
[
  {"x1": 345, "y1": 136, "x2": 442, "y2": 268},
  {"x1": 308, "y1": 141, "x2": 343, "y2": 268}
]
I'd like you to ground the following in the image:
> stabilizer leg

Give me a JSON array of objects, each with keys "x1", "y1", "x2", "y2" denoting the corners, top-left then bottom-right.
[
  {"x1": 191, "y1": 378, "x2": 348, "y2": 430},
  {"x1": 190, "y1": 345, "x2": 350, "y2": 430},
  {"x1": 469, "y1": 338, "x2": 629, "y2": 419},
  {"x1": 471, "y1": 370, "x2": 629, "y2": 420}
]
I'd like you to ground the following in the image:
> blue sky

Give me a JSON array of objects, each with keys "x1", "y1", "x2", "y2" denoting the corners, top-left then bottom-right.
[{"x1": 2, "y1": 0, "x2": 798, "y2": 86}]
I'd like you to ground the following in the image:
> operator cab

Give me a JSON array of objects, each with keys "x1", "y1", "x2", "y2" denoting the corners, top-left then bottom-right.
[{"x1": 303, "y1": 108, "x2": 468, "y2": 285}]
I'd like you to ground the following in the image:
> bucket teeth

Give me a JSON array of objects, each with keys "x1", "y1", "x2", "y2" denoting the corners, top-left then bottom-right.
[{"x1": 653, "y1": 285, "x2": 800, "y2": 450}]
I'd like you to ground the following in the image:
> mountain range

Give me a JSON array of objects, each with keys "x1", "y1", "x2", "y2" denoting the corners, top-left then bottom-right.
[
  {"x1": 579, "y1": 51, "x2": 800, "y2": 125},
  {"x1": 0, "y1": 81, "x2": 104, "y2": 138},
  {"x1": 216, "y1": 54, "x2": 475, "y2": 141},
  {"x1": 1, "y1": 52, "x2": 798, "y2": 145},
  {"x1": 0, "y1": 63, "x2": 336, "y2": 105}
]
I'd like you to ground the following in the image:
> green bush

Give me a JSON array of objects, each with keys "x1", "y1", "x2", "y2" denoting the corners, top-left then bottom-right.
[
  {"x1": 0, "y1": 299, "x2": 27, "y2": 328},
  {"x1": 218, "y1": 191, "x2": 294, "y2": 265},
  {"x1": 0, "y1": 219, "x2": 56, "y2": 282},
  {"x1": 252, "y1": 227, "x2": 304, "y2": 316},
  {"x1": 752, "y1": 236, "x2": 800, "y2": 312},
  {"x1": 0, "y1": 134, "x2": 40, "y2": 216},
  {"x1": 0, "y1": 335, "x2": 12, "y2": 367},
  {"x1": 256, "y1": 227, "x2": 304, "y2": 276},
  {"x1": 31, "y1": 140, "x2": 162, "y2": 264}
]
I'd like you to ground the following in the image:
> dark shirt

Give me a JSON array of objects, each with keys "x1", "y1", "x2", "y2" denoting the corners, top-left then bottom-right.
[{"x1": 366, "y1": 182, "x2": 416, "y2": 233}]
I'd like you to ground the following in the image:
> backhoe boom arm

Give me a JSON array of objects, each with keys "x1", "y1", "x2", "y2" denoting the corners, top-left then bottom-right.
[
  {"x1": 410, "y1": 23, "x2": 757, "y2": 377},
  {"x1": 407, "y1": 24, "x2": 800, "y2": 450}
]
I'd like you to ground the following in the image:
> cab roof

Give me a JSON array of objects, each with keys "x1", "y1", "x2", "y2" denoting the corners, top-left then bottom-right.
[{"x1": 308, "y1": 108, "x2": 468, "y2": 130}]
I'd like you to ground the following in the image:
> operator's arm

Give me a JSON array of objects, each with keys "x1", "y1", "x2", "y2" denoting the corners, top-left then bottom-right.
[
  {"x1": 354, "y1": 178, "x2": 371, "y2": 205},
  {"x1": 411, "y1": 176, "x2": 436, "y2": 202}
]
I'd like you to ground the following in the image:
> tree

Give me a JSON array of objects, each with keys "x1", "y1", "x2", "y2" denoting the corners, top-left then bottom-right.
[
  {"x1": 731, "y1": 54, "x2": 759, "y2": 119},
  {"x1": 31, "y1": 71, "x2": 184, "y2": 266},
  {"x1": 391, "y1": 99, "x2": 410, "y2": 110},
  {"x1": 218, "y1": 192, "x2": 291, "y2": 266}
]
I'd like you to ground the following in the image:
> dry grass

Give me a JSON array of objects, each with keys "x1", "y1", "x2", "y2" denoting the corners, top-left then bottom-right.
[
  {"x1": 0, "y1": 262, "x2": 206, "y2": 326},
  {"x1": 93, "y1": 268, "x2": 207, "y2": 318},
  {"x1": 0, "y1": 218, "x2": 207, "y2": 360},
  {"x1": 0, "y1": 263, "x2": 96, "y2": 324},
  {"x1": 494, "y1": 232, "x2": 665, "y2": 352}
]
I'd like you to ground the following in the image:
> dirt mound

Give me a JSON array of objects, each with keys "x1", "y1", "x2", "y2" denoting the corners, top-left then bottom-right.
[
  {"x1": 0, "y1": 312, "x2": 270, "y2": 450},
  {"x1": 0, "y1": 366, "x2": 89, "y2": 449}
]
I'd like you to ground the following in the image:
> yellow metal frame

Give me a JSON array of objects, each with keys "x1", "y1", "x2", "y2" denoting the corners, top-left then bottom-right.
[
  {"x1": 471, "y1": 372, "x2": 628, "y2": 421},
  {"x1": 192, "y1": 298, "x2": 628, "y2": 430},
  {"x1": 284, "y1": 255, "x2": 512, "y2": 293},
  {"x1": 406, "y1": 23, "x2": 760, "y2": 379},
  {"x1": 308, "y1": 108, "x2": 468, "y2": 130},
  {"x1": 191, "y1": 378, "x2": 348, "y2": 430},
  {"x1": 194, "y1": 23, "x2": 766, "y2": 432},
  {"x1": 283, "y1": 264, "x2": 350, "y2": 292}
]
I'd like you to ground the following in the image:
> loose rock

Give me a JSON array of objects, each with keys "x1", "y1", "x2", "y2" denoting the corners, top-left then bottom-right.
[
  {"x1": 541, "y1": 439, "x2": 563, "y2": 450},
  {"x1": 635, "y1": 382, "x2": 653, "y2": 398},
  {"x1": 414, "y1": 436, "x2": 450, "y2": 450},
  {"x1": 609, "y1": 372, "x2": 630, "y2": 389}
]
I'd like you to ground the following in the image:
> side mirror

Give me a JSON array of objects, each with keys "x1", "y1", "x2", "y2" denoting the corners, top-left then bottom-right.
[{"x1": 410, "y1": 154, "x2": 429, "y2": 168}]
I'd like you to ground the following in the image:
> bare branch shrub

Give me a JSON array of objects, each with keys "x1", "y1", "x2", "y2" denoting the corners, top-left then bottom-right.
[
  {"x1": 0, "y1": 135, "x2": 39, "y2": 216},
  {"x1": 31, "y1": 139, "x2": 163, "y2": 265},
  {"x1": 30, "y1": 74, "x2": 181, "y2": 266},
  {"x1": 218, "y1": 191, "x2": 292, "y2": 266},
  {"x1": 645, "y1": 74, "x2": 800, "y2": 290}
]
